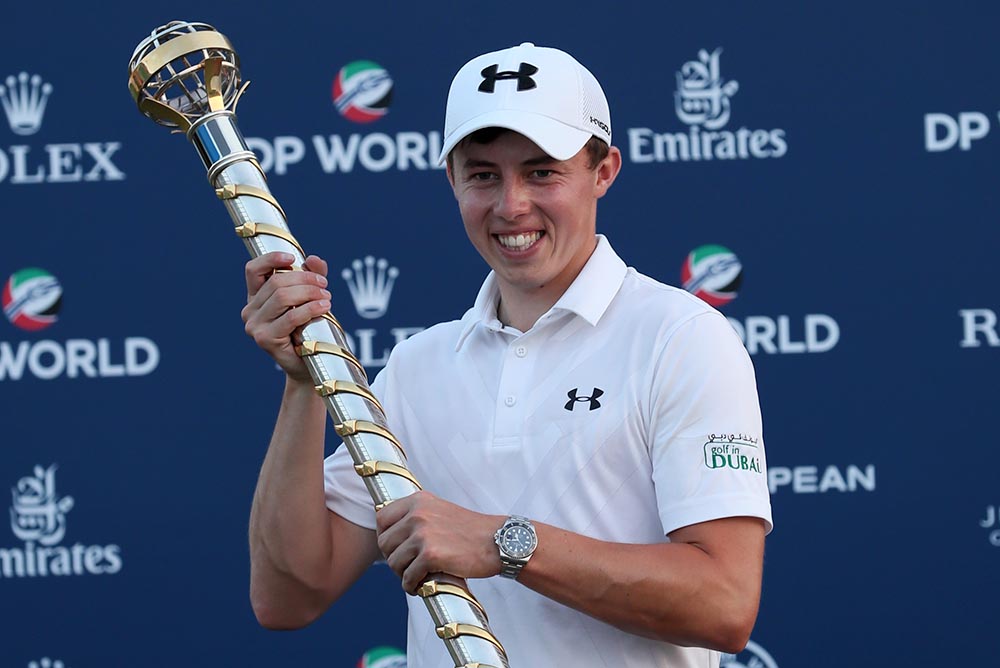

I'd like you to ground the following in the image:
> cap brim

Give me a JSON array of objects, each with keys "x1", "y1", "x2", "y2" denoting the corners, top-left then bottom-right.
[{"x1": 437, "y1": 110, "x2": 592, "y2": 166}]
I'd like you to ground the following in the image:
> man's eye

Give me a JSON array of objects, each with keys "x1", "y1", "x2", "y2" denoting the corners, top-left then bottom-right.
[
  {"x1": 471, "y1": 172, "x2": 495, "y2": 181},
  {"x1": 533, "y1": 169, "x2": 553, "y2": 178}
]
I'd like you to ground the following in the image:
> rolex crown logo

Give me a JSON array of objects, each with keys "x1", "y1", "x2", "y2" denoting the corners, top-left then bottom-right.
[
  {"x1": 341, "y1": 256, "x2": 399, "y2": 319},
  {"x1": 0, "y1": 72, "x2": 53, "y2": 136}
]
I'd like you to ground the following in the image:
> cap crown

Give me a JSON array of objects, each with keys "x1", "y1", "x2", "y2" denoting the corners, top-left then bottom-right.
[{"x1": 440, "y1": 43, "x2": 611, "y2": 163}]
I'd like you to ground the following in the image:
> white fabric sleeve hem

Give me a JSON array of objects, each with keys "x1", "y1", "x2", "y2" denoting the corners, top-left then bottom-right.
[
  {"x1": 660, "y1": 493, "x2": 774, "y2": 537},
  {"x1": 324, "y1": 448, "x2": 378, "y2": 530}
]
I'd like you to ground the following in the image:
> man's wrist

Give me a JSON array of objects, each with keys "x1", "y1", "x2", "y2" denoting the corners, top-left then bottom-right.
[{"x1": 283, "y1": 374, "x2": 324, "y2": 405}]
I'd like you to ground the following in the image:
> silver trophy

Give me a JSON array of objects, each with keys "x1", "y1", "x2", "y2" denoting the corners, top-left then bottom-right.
[{"x1": 127, "y1": 21, "x2": 508, "y2": 668}]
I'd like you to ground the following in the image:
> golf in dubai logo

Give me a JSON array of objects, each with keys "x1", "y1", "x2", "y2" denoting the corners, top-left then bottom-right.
[
  {"x1": 681, "y1": 245, "x2": 743, "y2": 307},
  {"x1": 333, "y1": 61, "x2": 393, "y2": 124},
  {"x1": 357, "y1": 646, "x2": 406, "y2": 668},
  {"x1": 3, "y1": 268, "x2": 62, "y2": 331}
]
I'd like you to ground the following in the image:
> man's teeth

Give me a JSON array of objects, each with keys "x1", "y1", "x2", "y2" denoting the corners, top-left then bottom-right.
[{"x1": 497, "y1": 231, "x2": 542, "y2": 249}]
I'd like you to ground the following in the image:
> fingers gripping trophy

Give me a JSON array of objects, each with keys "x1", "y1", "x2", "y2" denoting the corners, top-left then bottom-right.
[{"x1": 127, "y1": 21, "x2": 509, "y2": 668}]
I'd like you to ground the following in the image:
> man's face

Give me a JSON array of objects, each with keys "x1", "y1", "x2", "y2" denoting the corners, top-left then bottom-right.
[{"x1": 447, "y1": 132, "x2": 620, "y2": 304}]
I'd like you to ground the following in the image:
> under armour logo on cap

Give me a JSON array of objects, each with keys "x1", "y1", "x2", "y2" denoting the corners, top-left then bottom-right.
[
  {"x1": 478, "y1": 62, "x2": 539, "y2": 93},
  {"x1": 565, "y1": 388, "x2": 604, "y2": 411}
]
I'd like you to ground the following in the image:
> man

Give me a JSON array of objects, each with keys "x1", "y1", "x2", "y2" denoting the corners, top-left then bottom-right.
[{"x1": 243, "y1": 43, "x2": 772, "y2": 667}]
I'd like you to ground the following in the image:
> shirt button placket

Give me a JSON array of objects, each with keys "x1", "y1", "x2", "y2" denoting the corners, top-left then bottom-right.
[{"x1": 493, "y1": 339, "x2": 529, "y2": 446}]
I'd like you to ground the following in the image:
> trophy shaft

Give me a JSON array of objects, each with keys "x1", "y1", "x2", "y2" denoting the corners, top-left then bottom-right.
[
  {"x1": 198, "y1": 115, "x2": 508, "y2": 668},
  {"x1": 202, "y1": 113, "x2": 417, "y2": 508}
]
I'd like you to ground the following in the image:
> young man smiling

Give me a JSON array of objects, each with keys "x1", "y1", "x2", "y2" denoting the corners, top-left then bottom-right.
[
  {"x1": 244, "y1": 43, "x2": 773, "y2": 668},
  {"x1": 449, "y1": 129, "x2": 618, "y2": 332}
]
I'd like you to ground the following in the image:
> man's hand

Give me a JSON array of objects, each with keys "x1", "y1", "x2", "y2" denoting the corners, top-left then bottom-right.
[
  {"x1": 375, "y1": 491, "x2": 504, "y2": 593},
  {"x1": 242, "y1": 252, "x2": 331, "y2": 383}
]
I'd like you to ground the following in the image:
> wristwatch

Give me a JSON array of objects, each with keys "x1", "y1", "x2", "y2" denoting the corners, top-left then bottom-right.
[{"x1": 494, "y1": 515, "x2": 537, "y2": 579}]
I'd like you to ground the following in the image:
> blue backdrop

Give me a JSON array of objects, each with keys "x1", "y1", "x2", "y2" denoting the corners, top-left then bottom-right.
[{"x1": 1, "y1": 1, "x2": 997, "y2": 666}]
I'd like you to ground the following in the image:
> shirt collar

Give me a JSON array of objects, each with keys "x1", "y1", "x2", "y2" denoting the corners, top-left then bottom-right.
[{"x1": 455, "y1": 235, "x2": 627, "y2": 351}]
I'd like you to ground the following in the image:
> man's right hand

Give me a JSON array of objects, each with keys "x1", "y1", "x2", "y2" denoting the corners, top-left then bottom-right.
[{"x1": 242, "y1": 252, "x2": 331, "y2": 383}]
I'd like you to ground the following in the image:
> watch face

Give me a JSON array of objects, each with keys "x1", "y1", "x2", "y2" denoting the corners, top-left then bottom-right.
[{"x1": 501, "y1": 524, "x2": 537, "y2": 559}]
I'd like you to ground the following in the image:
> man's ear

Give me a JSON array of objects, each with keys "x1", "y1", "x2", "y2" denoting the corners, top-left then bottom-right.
[{"x1": 594, "y1": 146, "x2": 622, "y2": 199}]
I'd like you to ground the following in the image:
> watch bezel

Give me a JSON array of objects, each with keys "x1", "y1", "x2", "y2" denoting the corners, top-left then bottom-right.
[{"x1": 499, "y1": 522, "x2": 538, "y2": 558}]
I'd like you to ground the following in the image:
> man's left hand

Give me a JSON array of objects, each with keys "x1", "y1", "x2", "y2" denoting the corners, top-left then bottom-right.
[{"x1": 375, "y1": 491, "x2": 504, "y2": 593}]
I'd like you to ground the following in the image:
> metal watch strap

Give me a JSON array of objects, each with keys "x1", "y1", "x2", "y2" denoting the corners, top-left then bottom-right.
[{"x1": 499, "y1": 558, "x2": 526, "y2": 579}]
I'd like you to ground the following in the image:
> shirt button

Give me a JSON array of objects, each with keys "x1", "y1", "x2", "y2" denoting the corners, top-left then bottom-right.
[
  {"x1": 515, "y1": 345, "x2": 527, "y2": 358},
  {"x1": 504, "y1": 395, "x2": 516, "y2": 407}
]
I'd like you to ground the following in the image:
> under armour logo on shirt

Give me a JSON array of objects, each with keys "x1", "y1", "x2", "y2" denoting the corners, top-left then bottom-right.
[
  {"x1": 479, "y1": 63, "x2": 539, "y2": 93},
  {"x1": 565, "y1": 388, "x2": 604, "y2": 411}
]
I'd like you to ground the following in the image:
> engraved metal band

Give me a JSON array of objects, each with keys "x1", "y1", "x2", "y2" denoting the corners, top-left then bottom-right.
[
  {"x1": 234, "y1": 222, "x2": 305, "y2": 257},
  {"x1": 315, "y1": 380, "x2": 384, "y2": 413},
  {"x1": 354, "y1": 460, "x2": 422, "y2": 489},
  {"x1": 296, "y1": 340, "x2": 366, "y2": 377},
  {"x1": 216, "y1": 183, "x2": 287, "y2": 220},
  {"x1": 437, "y1": 623, "x2": 505, "y2": 654},
  {"x1": 335, "y1": 419, "x2": 406, "y2": 458},
  {"x1": 418, "y1": 581, "x2": 489, "y2": 621},
  {"x1": 207, "y1": 151, "x2": 260, "y2": 184}
]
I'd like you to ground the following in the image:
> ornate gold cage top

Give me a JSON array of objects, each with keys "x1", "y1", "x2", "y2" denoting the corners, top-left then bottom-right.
[{"x1": 128, "y1": 20, "x2": 247, "y2": 132}]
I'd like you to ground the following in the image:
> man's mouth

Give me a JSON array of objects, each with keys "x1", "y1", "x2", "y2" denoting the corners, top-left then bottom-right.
[{"x1": 496, "y1": 231, "x2": 543, "y2": 251}]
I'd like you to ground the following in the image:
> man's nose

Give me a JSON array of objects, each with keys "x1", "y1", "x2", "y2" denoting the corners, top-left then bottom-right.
[{"x1": 494, "y1": 178, "x2": 531, "y2": 221}]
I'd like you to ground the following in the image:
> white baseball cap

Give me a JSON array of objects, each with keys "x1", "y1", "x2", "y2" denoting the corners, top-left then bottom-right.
[{"x1": 438, "y1": 42, "x2": 612, "y2": 165}]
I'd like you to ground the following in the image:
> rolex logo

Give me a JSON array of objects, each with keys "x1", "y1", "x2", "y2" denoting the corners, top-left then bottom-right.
[
  {"x1": 0, "y1": 72, "x2": 53, "y2": 136},
  {"x1": 341, "y1": 256, "x2": 399, "y2": 319}
]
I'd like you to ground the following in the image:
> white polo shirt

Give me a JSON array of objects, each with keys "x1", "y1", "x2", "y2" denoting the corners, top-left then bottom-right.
[{"x1": 324, "y1": 235, "x2": 772, "y2": 668}]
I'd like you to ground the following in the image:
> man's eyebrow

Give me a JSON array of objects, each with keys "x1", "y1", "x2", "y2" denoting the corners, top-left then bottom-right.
[
  {"x1": 461, "y1": 154, "x2": 556, "y2": 170},
  {"x1": 462, "y1": 159, "x2": 497, "y2": 169},
  {"x1": 522, "y1": 155, "x2": 557, "y2": 166}
]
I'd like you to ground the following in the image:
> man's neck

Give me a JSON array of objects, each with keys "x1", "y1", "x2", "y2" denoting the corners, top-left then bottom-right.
[
  {"x1": 494, "y1": 237, "x2": 599, "y2": 332},
  {"x1": 496, "y1": 282, "x2": 568, "y2": 332}
]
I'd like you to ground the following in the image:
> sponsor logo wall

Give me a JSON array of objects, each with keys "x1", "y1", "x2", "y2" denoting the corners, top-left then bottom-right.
[
  {"x1": 27, "y1": 660, "x2": 68, "y2": 668},
  {"x1": 356, "y1": 647, "x2": 407, "y2": 668},
  {"x1": 1, "y1": 4, "x2": 996, "y2": 667},
  {"x1": 3, "y1": 465, "x2": 122, "y2": 578},
  {"x1": 247, "y1": 60, "x2": 444, "y2": 175},
  {"x1": 628, "y1": 48, "x2": 787, "y2": 164},
  {"x1": 680, "y1": 246, "x2": 840, "y2": 355},
  {"x1": 924, "y1": 111, "x2": 996, "y2": 152},
  {"x1": 981, "y1": 506, "x2": 1000, "y2": 547},
  {"x1": 337, "y1": 255, "x2": 424, "y2": 369},
  {"x1": 0, "y1": 72, "x2": 125, "y2": 184},
  {"x1": 959, "y1": 308, "x2": 999, "y2": 348},
  {"x1": 0, "y1": 269, "x2": 160, "y2": 381}
]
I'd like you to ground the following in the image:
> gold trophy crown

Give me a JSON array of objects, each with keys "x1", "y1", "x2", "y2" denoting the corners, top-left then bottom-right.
[{"x1": 128, "y1": 20, "x2": 247, "y2": 132}]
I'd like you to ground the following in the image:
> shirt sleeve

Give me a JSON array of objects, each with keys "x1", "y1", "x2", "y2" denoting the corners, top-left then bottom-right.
[
  {"x1": 648, "y1": 311, "x2": 773, "y2": 536},
  {"x1": 322, "y1": 368, "x2": 391, "y2": 530}
]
